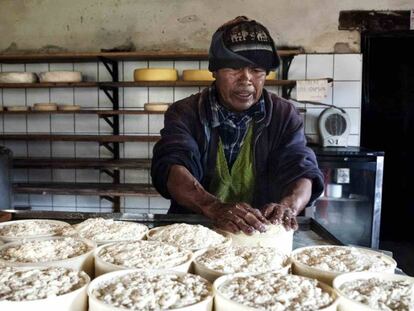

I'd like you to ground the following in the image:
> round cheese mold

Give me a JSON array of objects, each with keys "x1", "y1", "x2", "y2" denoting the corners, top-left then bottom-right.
[
  {"x1": 134, "y1": 68, "x2": 178, "y2": 81},
  {"x1": 0, "y1": 219, "x2": 76, "y2": 243},
  {"x1": 0, "y1": 266, "x2": 90, "y2": 311},
  {"x1": 291, "y1": 245, "x2": 397, "y2": 286},
  {"x1": 0, "y1": 72, "x2": 37, "y2": 83},
  {"x1": 88, "y1": 269, "x2": 213, "y2": 311},
  {"x1": 214, "y1": 272, "x2": 338, "y2": 311},
  {"x1": 73, "y1": 218, "x2": 148, "y2": 245},
  {"x1": 333, "y1": 272, "x2": 414, "y2": 311},
  {"x1": 38, "y1": 71, "x2": 82, "y2": 83},
  {"x1": 217, "y1": 224, "x2": 293, "y2": 254},
  {"x1": 0, "y1": 236, "x2": 96, "y2": 276},
  {"x1": 146, "y1": 223, "x2": 230, "y2": 251},
  {"x1": 193, "y1": 245, "x2": 290, "y2": 282},
  {"x1": 182, "y1": 69, "x2": 215, "y2": 81},
  {"x1": 94, "y1": 240, "x2": 193, "y2": 276}
]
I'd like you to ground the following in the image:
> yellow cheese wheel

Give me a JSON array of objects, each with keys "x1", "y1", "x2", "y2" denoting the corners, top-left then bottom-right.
[
  {"x1": 266, "y1": 71, "x2": 277, "y2": 80},
  {"x1": 33, "y1": 103, "x2": 58, "y2": 111},
  {"x1": 58, "y1": 104, "x2": 81, "y2": 111},
  {"x1": 5, "y1": 106, "x2": 30, "y2": 112},
  {"x1": 144, "y1": 103, "x2": 169, "y2": 112},
  {"x1": 182, "y1": 69, "x2": 215, "y2": 81},
  {"x1": 134, "y1": 68, "x2": 178, "y2": 81}
]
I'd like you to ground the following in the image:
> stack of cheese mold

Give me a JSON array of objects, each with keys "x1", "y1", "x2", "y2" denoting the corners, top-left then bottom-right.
[
  {"x1": 333, "y1": 271, "x2": 414, "y2": 311},
  {"x1": 94, "y1": 240, "x2": 193, "y2": 276},
  {"x1": 134, "y1": 68, "x2": 178, "y2": 81},
  {"x1": 182, "y1": 69, "x2": 214, "y2": 81},
  {"x1": 266, "y1": 71, "x2": 277, "y2": 80},
  {"x1": 193, "y1": 244, "x2": 290, "y2": 282},
  {"x1": 216, "y1": 224, "x2": 293, "y2": 255},
  {"x1": 0, "y1": 72, "x2": 37, "y2": 83},
  {"x1": 73, "y1": 218, "x2": 148, "y2": 245},
  {"x1": 0, "y1": 236, "x2": 96, "y2": 276},
  {"x1": 38, "y1": 71, "x2": 82, "y2": 83},
  {"x1": 291, "y1": 245, "x2": 397, "y2": 286},
  {"x1": 0, "y1": 266, "x2": 90, "y2": 311},
  {"x1": 214, "y1": 272, "x2": 338, "y2": 311},
  {"x1": 146, "y1": 223, "x2": 231, "y2": 251},
  {"x1": 88, "y1": 269, "x2": 214, "y2": 311},
  {"x1": 0, "y1": 219, "x2": 76, "y2": 243}
]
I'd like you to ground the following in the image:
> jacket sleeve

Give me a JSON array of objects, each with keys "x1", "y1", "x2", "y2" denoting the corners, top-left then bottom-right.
[
  {"x1": 151, "y1": 99, "x2": 203, "y2": 199},
  {"x1": 270, "y1": 105, "x2": 324, "y2": 205}
]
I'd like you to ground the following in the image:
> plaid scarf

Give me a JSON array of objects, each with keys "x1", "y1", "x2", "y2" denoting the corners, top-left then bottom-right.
[{"x1": 209, "y1": 85, "x2": 266, "y2": 169}]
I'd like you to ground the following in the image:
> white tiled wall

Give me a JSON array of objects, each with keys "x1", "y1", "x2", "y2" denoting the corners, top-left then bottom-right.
[
  {"x1": 289, "y1": 54, "x2": 362, "y2": 146},
  {"x1": 1, "y1": 54, "x2": 362, "y2": 212}
]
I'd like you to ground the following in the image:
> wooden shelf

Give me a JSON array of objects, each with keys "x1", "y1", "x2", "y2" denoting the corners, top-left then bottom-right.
[
  {"x1": 102, "y1": 80, "x2": 297, "y2": 88},
  {"x1": 13, "y1": 182, "x2": 159, "y2": 196},
  {"x1": 13, "y1": 158, "x2": 151, "y2": 169},
  {"x1": 0, "y1": 49, "x2": 303, "y2": 63},
  {"x1": 0, "y1": 134, "x2": 160, "y2": 142},
  {"x1": 0, "y1": 82, "x2": 98, "y2": 89},
  {"x1": 0, "y1": 80, "x2": 296, "y2": 89},
  {"x1": 0, "y1": 109, "x2": 164, "y2": 115}
]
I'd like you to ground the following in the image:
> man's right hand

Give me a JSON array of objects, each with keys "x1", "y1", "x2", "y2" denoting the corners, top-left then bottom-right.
[{"x1": 203, "y1": 201, "x2": 269, "y2": 235}]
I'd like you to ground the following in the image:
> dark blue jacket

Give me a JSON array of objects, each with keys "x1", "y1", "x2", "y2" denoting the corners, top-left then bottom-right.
[{"x1": 151, "y1": 88, "x2": 324, "y2": 213}]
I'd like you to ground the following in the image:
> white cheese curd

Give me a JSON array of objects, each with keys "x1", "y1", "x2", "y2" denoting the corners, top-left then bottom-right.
[
  {"x1": 148, "y1": 223, "x2": 227, "y2": 250},
  {"x1": 0, "y1": 220, "x2": 76, "y2": 238},
  {"x1": 92, "y1": 271, "x2": 211, "y2": 310},
  {"x1": 0, "y1": 266, "x2": 88, "y2": 301},
  {"x1": 73, "y1": 218, "x2": 148, "y2": 242},
  {"x1": 195, "y1": 245, "x2": 287, "y2": 274},
  {"x1": 98, "y1": 240, "x2": 191, "y2": 269},
  {"x1": 218, "y1": 273, "x2": 333, "y2": 310},
  {"x1": 294, "y1": 246, "x2": 393, "y2": 273},
  {"x1": 340, "y1": 278, "x2": 414, "y2": 311},
  {"x1": 0, "y1": 237, "x2": 92, "y2": 263}
]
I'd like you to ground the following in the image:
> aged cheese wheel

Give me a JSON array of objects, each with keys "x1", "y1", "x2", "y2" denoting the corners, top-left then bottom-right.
[
  {"x1": 266, "y1": 71, "x2": 277, "y2": 80},
  {"x1": 4, "y1": 106, "x2": 30, "y2": 112},
  {"x1": 134, "y1": 68, "x2": 178, "y2": 81},
  {"x1": 57, "y1": 104, "x2": 81, "y2": 111},
  {"x1": 33, "y1": 103, "x2": 58, "y2": 111},
  {"x1": 38, "y1": 71, "x2": 82, "y2": 83},
  {"x1": 182, "y1": 69, "x2": 215, "y2": 81},
  {"x1": 144, "y1": 102, "x2": 169, "y2": 112},
  {"x1": 0, "y1": 72, "x2": 37, "y2": 83}
]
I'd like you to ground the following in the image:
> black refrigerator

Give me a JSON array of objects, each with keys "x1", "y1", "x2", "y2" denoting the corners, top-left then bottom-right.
[{"x1": 311, "y1": 147, "x2": 384, "y2": 249}]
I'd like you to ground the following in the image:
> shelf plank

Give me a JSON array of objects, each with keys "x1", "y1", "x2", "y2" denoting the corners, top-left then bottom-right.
[
  {"x1": 13, "y1": 182, "x2": 160, "y2": 196},
  {"x1": 0, "y1": 49, "x2": 303, "y2": 63},
  {"x1": 102, "y1": 80, "x2": 297, "y2": 88},
  {"x1": 0, "y1": 82, "x2": 98, "y2": 89},
  {"x1": 0, "y1": 134, "x2": 160, "y2": 142},
  {"x1": 0, "y1": 109, "x2": 164, "y2": 115},
  {"x1": 13, "y1": 158, "x2": 151, "y2": 169}
]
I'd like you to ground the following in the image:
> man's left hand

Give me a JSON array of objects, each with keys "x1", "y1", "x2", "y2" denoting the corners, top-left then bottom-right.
[{"x1": 261, "y1": 203, "x2": 298, "y2": 231}]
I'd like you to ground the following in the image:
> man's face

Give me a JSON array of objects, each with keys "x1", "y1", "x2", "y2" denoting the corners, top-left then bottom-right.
[{"x1": 213, "y1": 67, "x2": 266, "y2": 112}]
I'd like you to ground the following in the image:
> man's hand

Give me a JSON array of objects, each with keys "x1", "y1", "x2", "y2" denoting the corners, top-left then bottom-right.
[
  {"x1": 261, "y1": 203, "x2": 298, "y2": 231},
  {"x1": 203, "y1": 202, "x2": 269, "y2": 235}
]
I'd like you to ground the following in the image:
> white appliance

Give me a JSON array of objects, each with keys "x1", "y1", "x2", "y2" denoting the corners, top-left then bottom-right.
[{"x1": 318, "y1": 107, "x2": 351, "y2": 147}]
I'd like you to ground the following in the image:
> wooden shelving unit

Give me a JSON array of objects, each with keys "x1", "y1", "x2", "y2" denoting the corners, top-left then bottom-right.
[
  {"x1": 13, "y1": 182, "x2": 159, "y2": 197},
  {"x1": 0, "y1": 49, "x2": 302, "y2": 211},
  {"x1": 13, "y1": 158, "x2": 151, "y2": 169}
]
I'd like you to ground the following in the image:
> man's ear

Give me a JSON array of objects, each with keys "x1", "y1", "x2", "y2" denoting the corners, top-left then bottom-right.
[{"x1": 212, "y1": 71, "x2": 217, "y2": 78}]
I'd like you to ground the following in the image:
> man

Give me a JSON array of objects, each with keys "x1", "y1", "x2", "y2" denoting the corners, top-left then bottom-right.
[{"x1": 151, "y1": 16, "x2": 323, "y2": 234}]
